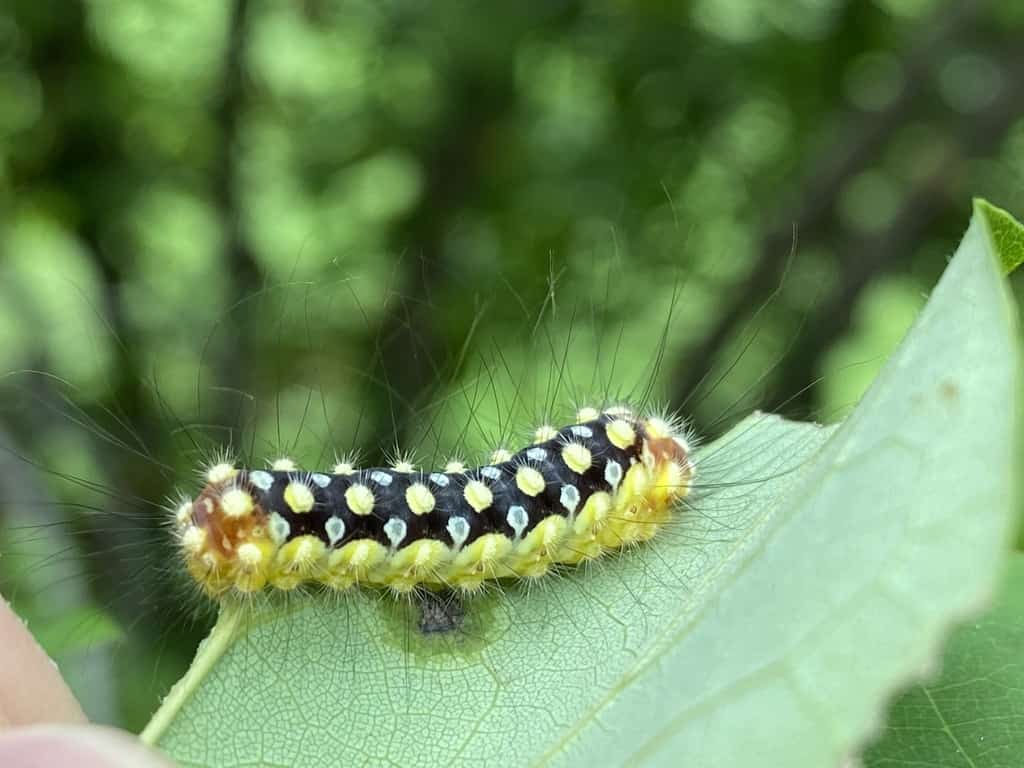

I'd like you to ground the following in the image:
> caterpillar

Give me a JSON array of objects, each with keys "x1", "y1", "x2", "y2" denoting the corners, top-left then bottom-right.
[{"x1": 179, "y1": 407, "x2": 694, "y2": 597}]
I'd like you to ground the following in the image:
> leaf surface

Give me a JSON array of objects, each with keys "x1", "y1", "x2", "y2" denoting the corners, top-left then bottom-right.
[
  {"x1": 864, "y1": 553, "x2": 1024, "y2": 768},
  {"x1": 146, "y1": 204, "x2": 1020, "y2": 767}
]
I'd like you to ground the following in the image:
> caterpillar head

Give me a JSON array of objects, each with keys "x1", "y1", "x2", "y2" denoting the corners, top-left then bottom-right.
[
  {"x1": 174, "y1": 463, "x2": 276, "y2": 595},
  {"x1": 639, "y1": 417, "x2": 696, "y2": 504}
]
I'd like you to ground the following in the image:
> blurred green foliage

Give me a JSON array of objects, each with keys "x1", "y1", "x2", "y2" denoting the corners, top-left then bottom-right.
[{"x1": 0, "y1": 0, "x2": 1021, "y2": 735}]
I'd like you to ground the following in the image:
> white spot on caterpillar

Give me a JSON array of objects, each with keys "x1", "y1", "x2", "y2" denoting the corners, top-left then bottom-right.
[
  {"x1": 392, "y1": 460, "x2": 416, "y2": 473},
  {"x1": 206, "y1": 462, "x2": 236, "y2": 484},
  {"x1": 284, "y1": 481, "x2": 315, "y2": 514},
  {"x1": 325, "y1": 517, "x2": 346, "y2": 546},
  {"x1": 644, "y1": 417, "x2": 673, "y2": 439},
  {"x1": 447, "y1": 516, "x2": 470, "y2": 549},
  {"x1": 311, "y1": 473, "x2": 331, "y2": 488},
  {"x1": 370, "y1": 470, "x2": 393, "y2": 487},
  {"x1": 429, "y1": 472, "x2": 450, "y2": 487},
  {"x1": 526, "y1": 447, "x2": 547, "y2": 462},
  {"x1": 181, "y1": 526, "x2": 206, "y2": 555},
  {"x1": 271, "y1": 457, "x2": 297, "y2": 472},
  {"x1": 333, "y1": 462, "x2": 356, "y2": 476},
  {"x1": 560, "y1": 484, "x2": 580, "y2": 514},
  {"x1": 444, "y1": 460, "x2": 466, "y2": 474},
  {"x1": 345, "y1": 484, "x2": 374, "y2": 516},
  {"x1": 237, "y1": 542, "x2": 263, "y2": 567},
  {"x1": 384, "y1": 517, "x2": 407, "y2": 548},
  {"x1": 220, "y1": 488, "x2": 254, "y2": 518},
  {"x1": 464, "y1": 480, "x2": 493, "y2": 512},
  {"x1": 174, "y1": 501, "x2": 193, "y2": 527},
  {"x1": 248, "y1": 470, "x2": 274, "y2": 491},
  {"x1": 576, "y1": 406, "x2": 600, "y2": 422},
  {"x1": 268, "y1": 513, "x2": 290, "y2": 544},
  {"x1": 507, "y1": 505, "x2": 528, "y2": 539},
  {"x1": 570, "y1": 425, "x2": 593, "y2": 438},
  {"x1": 480, "y1": 466, "x2": 502, "y2": 481},
  {"x1": 490, "y1": 448, "x2": 513, "y2": 463},
  {"x1": 605, "y1": 460, "x2": 622, "y2": 490}
]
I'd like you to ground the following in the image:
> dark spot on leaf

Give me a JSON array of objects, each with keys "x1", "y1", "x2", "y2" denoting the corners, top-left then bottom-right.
[{"x1": 417, "y1": 590, "x2": 464, "y2": 635}]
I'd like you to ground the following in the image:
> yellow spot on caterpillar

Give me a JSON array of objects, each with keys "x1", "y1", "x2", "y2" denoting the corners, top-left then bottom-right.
[
  {"x1": 181, "y1": 526, "x2": 206, "y2": 555},
  {"x1": 345, "y1": 484, "x2": 375, "y2": 516},
  {"x1": 490, "y1": 448, "x2": 513, "y2": 463},
  {"x1": 515, "y1": 466, "x2": 546, "y2": 496},
  {"x1": 576, "y1": 406, "x2": 600, "y2": 421},
  {"x1": 284, "y1": 481, "x2": 315, "y2": 514},
  {"x1": 271, "y1": 535, "x2": 326, "y2": 589},
  {"x1": 561, "y1": 443, "x2": 592, "y2": 474},
  {"x1": 392, "y1": 460, "x2": 416, "y2": 473},
  {"x1": 220, "y1": 488, "x2": 254, "y2": 518},
  {"x1": 605, "y1": 405, "x2": 633, "y2": 418},
  {"x1": 444, "y1": 460, "x2": 466, "y2": 473},
  {"x1": 464, "y1": 480, "x2": 493, "y2": 512},
  {"x1": 644, "y1": 417, "x2": 673, "y2": 439},
  {"x1": 405, "y1": 483, "x2": 435, "y2": 515},
  {"x1": 206, "y1": 462, "x2": 237, "y2": 484},
  {"x1": 534, "y1": 424, "x2": 558, "y2": 443},
  {"x1": 333, "y1": 461, "x2": 356, "y2": 475},
  {"x1": 606, "y1": 418, "x2": 636, "y2": 450}
]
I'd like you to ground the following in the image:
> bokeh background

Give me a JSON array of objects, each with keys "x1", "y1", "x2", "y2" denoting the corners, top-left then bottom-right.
[{"x1": 0, "y1": 0, "x2": 1022, "y2": 733}]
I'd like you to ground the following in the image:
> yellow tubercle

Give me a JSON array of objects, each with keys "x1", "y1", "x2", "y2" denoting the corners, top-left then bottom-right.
[
  {"x1": 270, "y1": 535, "x2": 326, "y2": 590},
  {"x1": 325, "y1": 539, "x2": 388, "y2": 589},
  {"x1": 380, "y1": 539, "x2": 450, "y2": 590},
  {"x1": 449, "y1": 533, "x2": 513, "y2": 589}
]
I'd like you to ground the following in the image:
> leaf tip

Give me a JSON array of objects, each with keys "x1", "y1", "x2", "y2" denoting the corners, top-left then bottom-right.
[{"x1": 972, "y1": 198, "x2": 1024, "y2": 275}]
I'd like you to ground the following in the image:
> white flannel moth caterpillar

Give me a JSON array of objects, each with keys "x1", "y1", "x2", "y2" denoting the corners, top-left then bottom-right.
[{"x1": 176, "y1": 406, "x2": 694, "y2": 597}]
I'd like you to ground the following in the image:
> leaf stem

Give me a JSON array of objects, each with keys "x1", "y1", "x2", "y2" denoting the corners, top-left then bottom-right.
[{"x1": 139, "y1": 603, "x2": 245, "y2": 747}]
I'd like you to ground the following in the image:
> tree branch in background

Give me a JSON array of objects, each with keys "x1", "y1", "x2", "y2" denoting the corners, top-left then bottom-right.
[
  {"x1": 207, "y1": 0, "x2": 261, "y2": 431},
  {"x1": 360, "y1": 70, "x2": 521, "y2": 459},
  {"x1": 670, "y1": 0, "x2": 983, "y2": 412},
  {"x1": 767, "y1": 48, "x2": 1024, "y2": 414}
]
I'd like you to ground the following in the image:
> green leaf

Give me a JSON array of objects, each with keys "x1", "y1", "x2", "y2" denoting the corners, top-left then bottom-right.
[
  {"x1": 863, "y1": 553, "x2": 1024, "y2": 768},
  {"x1": 143, "y1": 203, "x2": 1020, "y2": 768},
  {"x1": 974, "y1": 198, "x2": 1024, "y2": 275}
]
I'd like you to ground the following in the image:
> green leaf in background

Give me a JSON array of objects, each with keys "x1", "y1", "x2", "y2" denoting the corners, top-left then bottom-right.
[
  {"x1": 975, "y1": 198, "x2": 1024, "y2": 275},
  {"x1": 141, "y1": 202, "x2": 1020, "y2": 768},
  {"x1": 864, "y1": 553, "x2": 1024, "y2": 768}
]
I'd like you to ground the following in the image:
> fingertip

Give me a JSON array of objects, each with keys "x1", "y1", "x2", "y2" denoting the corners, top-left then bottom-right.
[
  {"x1": 0, "y1": 596, "x2": 86, "y2": 726},
  {"x1": 0, "y1": 724, "x2": 174, "y2": 768}
]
